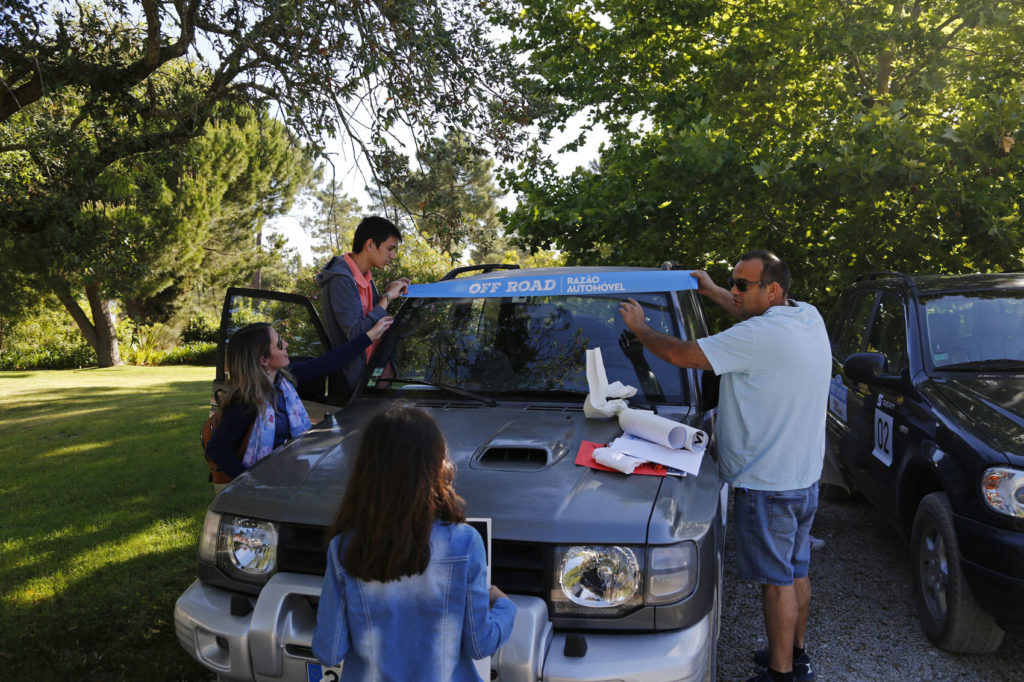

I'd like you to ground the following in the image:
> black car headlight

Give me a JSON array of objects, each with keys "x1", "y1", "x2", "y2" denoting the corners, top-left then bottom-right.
[
  {"x1": 551, "y1": 542, "x2": 698, "y2": 617},
  {"x1": 982, "y1": 467, "x2": 1024, "y2": 518},
  {"x1": 199, "y1": 510, "x2": 279, "y2": 584}
]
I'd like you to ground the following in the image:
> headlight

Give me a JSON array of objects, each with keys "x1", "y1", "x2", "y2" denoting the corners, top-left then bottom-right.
[
  {"x1": 198, "y1": 510, "x2": 222, "y2": 563},
  {"x1": 646, "y1": 542, "x2": 698, "y2": 605},
  {"x1": 553, "y1": 545, "x2": 642, "y2": 616},
  {"x1": 982, "y1": 467, "x2": 1024, "y2": 518},
  {"x1": 215, "y1": 515, "x2": 279, "y2": 583}
]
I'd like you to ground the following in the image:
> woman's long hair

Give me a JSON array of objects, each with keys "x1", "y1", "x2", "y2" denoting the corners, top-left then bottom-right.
[
  {"x1": 325, "y1": 405, "x2": 466, "y2": 582},
  {"x1": 218, "y1": 322, "x2": 290, "y2": 416}
]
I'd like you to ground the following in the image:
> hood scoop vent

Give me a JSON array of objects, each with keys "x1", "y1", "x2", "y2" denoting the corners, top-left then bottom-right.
[{"x1": 473, "y1": 438, "x2": 570, "y2": 471}]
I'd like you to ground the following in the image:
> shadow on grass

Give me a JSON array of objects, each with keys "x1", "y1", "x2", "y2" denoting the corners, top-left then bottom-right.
[
  {"x1": 2, "y1": 546, "x2": 216, "y2": 681},
  {"x1": 0, "y1": 375, "x2": 217, "y2": 680}
]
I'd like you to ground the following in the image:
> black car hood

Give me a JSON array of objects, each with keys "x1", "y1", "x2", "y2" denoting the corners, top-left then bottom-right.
[
  {"x1": 213, "y1": 399, "x2": 719, "y2": 545},
  {"x1": 926, "y1": 375, "x2": 1024, "y2": 465}
]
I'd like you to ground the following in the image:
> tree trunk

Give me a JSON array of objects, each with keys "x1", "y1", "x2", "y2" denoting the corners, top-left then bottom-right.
[
  {"x1": 86, "y1": 283, "x2": 121, "y2": 367},
  {"x1": 250, "y1": 228, "x2": 263, "y2": 289},
  {"x1": 55, "y1": 283, "x2": 122, "y2": 367}
]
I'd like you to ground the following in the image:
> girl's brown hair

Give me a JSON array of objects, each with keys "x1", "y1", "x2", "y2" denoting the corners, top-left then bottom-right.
[{"x1": 325, "y1": 404, "x2": 465, "y2": 582}]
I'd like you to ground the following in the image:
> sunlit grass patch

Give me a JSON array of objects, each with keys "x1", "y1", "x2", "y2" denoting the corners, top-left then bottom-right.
[{"x1": 0, "y1": 366, "x2": 216, "y2": 680}]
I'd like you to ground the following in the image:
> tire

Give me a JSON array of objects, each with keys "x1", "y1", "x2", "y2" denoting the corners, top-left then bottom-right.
[{"x1": 910, "y1": 492, "x2": 1004, "y2": 653}]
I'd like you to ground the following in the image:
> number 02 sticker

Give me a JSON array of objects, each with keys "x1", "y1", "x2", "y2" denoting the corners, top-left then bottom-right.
[{"x1": 872, "y1": 409, "x2": 894, "y2": 467}]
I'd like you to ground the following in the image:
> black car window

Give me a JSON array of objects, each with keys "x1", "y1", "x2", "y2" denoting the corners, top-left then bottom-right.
[
  {"x1": 925, "y1": 291, "x2": 1024, "y2": 366},
  {"x1": 866, "y1": 292, "x2": 907, "y2": 374},
  {"x1": 837, "y1": 291, "x2": 876, "y2": 360}
]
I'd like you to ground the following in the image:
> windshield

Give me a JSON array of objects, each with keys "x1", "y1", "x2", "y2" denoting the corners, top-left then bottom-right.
[
  {"x1": 924, "y1": 291, "x2": 1024, "y2": 368},
  {"x1": 364, "y1": 293, "x2": 689, "y2": 404}
]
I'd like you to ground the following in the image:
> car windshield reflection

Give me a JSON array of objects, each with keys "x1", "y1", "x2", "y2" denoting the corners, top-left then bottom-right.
[
  {"x1": 924, "y1": 292, "x2": 1024, "y2": 368},
  {"x1": 365, "y1": 293, "x2": 688, "y2": 404}
]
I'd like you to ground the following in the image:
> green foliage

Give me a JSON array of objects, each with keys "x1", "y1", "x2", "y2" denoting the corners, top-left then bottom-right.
[
  {"x1": 0, "y1": 293, "x2": 97, "y2": 370},
  {"x1": 301, "y1": 182, "x2": 364, "y2": 264},
  {"x1": 181, "y1": 312, "x2": 220, "y2": 344},
  {"x1": 0, "y1": 342, "x2": 97, "y2": 371},
  {"x1": 3, "y1": 0, "x2": 533, "y2": 176},
  {"x1": 377, "y1": 132, "x2": 507, "y2": 264},
  {"x1": 504, "y1": 0, "x2": 1024, "y2": 306},
  {"x1": 122, "y1": 323, "x2": 180, "y2": 366},
  {"x1": 387, "y1": 229, "x2": 456, "y2": 286},
  {"x1": 5, "y1": 0, "x2": 532, "y2": 364},
  {"x1": 1, "y1": 73, "x2": 315, "y2": 365},
  {"x1": 152, "y1": 342, "x2": 217, "y2": 366}
]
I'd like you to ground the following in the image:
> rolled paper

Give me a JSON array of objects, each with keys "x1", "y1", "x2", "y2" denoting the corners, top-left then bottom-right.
[{"x1": 618, "y1": 407, "x2": 708, "y2": 452}]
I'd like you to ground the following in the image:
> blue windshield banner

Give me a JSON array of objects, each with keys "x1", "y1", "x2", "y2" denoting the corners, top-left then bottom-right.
[{"x1": 404, "y1": 270, "x2": 697, "y2": 299}]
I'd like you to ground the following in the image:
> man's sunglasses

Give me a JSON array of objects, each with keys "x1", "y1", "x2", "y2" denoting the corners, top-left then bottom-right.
[{"x1": 728, "y1": 277, "x2": 770, "y2": 292}]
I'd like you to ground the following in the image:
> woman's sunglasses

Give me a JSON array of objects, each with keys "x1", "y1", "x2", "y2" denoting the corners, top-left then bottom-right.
[{"x1": 727, "y1": 277, "x2": 770, "y2": 292}]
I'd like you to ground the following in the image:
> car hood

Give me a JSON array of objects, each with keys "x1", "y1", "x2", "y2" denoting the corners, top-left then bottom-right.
[
  {"x1": 213, "y1": 399, "x2": 720, "y2": 545},
  {"x1": 925, "y1": 375, "x2": 1024, "y2": 465}
]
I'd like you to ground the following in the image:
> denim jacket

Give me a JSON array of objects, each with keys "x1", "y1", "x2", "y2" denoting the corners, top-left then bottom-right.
[{"x1": 312, "y1": 521, "x2": 516, "y2": 681}]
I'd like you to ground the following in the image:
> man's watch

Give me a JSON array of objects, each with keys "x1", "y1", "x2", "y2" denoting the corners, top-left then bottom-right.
[{"x1": 380, "y1": 292, "x2": 391, "y2": 306}]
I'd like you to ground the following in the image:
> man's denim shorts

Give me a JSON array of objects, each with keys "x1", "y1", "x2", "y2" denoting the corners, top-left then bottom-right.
[{"x1": 733, "y1": 483, "x2": 819, "y2": 585}]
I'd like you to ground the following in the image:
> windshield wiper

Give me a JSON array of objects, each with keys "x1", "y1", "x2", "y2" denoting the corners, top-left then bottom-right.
[
  {"x1": 936, "y1": 359, "x2": 1024, "y2": 372},
  {"x1": 389, "y1": 377, "x2": 498, "y2": 406}
]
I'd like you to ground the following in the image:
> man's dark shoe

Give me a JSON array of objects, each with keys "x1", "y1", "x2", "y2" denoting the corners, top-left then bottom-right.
[{"x1": 753, "y1": 648, "x2": 815, "y2": 682}]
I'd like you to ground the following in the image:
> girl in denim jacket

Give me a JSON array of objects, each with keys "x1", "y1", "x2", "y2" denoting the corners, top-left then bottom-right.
[{"x1": 313, "y1": 405, "x2": 516, "y2": 680}]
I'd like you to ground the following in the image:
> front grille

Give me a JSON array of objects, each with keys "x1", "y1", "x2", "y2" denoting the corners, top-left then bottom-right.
[
  {"x1": 277, "y1": 525, "x2": 550, "y2": 602},
  {"x1": 492, "y1": 539, "x2": 548, "y2": 599},
  {"x1": 278, "y1": 523, "x2": 329, "y2": 575}
]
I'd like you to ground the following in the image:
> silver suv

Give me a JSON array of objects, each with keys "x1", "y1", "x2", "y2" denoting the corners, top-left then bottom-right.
[{"x1": 174, "y1": 265, "x2": 726, "y2": 681}]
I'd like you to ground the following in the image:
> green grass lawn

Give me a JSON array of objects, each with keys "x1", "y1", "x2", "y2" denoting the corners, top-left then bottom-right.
[{"x1": 0, "y1": 367, "x2": 217, "y2": 680}]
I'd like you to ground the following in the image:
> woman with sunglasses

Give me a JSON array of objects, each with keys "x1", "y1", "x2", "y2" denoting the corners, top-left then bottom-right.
[{"x1": 205, "y1": 317, "x2": 392, "y2": 488}]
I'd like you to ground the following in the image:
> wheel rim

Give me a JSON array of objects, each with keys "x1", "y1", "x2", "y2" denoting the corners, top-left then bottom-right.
[{"x1": 918, "y1": 521, "x2": 950, "y2": 619}]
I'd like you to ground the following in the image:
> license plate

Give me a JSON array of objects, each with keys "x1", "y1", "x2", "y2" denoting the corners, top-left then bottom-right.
[{"x1": 306, "y1": 662, "x2": 343, "y2": 682}]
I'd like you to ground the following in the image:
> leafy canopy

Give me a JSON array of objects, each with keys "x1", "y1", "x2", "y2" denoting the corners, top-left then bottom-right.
[{"x1": 504, "y1": 0, "x2": 1024, "y2": 304}]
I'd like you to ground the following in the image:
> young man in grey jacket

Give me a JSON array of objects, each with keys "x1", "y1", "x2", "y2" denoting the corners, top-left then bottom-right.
[{"x1": 315, "y1": 216, "x2": 410, "y2": 390}]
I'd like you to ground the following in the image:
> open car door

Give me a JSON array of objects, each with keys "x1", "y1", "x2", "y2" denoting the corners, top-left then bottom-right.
[{"x1": 213, "y1": 287, "x2": 348, "y2": 422}]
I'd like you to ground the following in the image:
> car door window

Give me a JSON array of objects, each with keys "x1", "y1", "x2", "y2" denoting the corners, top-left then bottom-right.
[
  {"x1": 865, "y1": 293, "x2": 907, "y2": 374},
  {"x1": 837, "y1": 292, "x2": 876, "y2": 360}
]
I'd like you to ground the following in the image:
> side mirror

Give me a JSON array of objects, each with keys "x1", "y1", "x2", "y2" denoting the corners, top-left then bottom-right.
[{"x1": 843, "y1": 352, "x2": 903, "y2": 391}]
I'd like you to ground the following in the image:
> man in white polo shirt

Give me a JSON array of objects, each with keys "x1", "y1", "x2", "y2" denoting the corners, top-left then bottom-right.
[{"x1": 618, "y1": 250, "x2": 830, "y2": 682}]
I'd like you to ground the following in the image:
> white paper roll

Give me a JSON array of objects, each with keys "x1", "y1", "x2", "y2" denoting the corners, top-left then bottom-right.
[{"x1": 618, "y1": 407, "x2": 707, "y2": 451}]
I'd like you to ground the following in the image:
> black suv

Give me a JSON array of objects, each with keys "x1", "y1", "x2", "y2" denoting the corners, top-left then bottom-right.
[{"x1": 822, "y1": 271, "x2": 1024, "y2": 653}]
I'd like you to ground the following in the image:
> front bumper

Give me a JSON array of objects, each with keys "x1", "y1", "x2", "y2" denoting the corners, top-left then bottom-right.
[
  {"x1": 955, "y1": 514, "x2": 1024, "y2": 624},
  {"x1": 175, "y1": 573, "x2": 714, "y2": 681}
]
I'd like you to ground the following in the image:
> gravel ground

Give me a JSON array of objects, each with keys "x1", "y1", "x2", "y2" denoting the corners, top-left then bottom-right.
[{"x1": 717, "y1": 492, "x2": 1024, "y2": 681}]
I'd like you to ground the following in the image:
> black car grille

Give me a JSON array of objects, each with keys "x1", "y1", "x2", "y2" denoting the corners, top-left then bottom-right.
[
  {"x1": 492, "y1": 539, "x2": 548, "y2": 598},
  {"x1": 278, "y1": 523, "x2": 330, "y2": 574},
  {"x1": 277, "y1": 524, "x2": 549, "y2": 600}
]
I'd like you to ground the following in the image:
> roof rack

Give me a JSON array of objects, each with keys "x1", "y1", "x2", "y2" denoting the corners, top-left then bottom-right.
[
  {"x1": 854, "y1": 271, "x2": 916, "y2": 287},
  {"x1": 440, "y1": 263, "x2": 520, "y2": 281}
]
